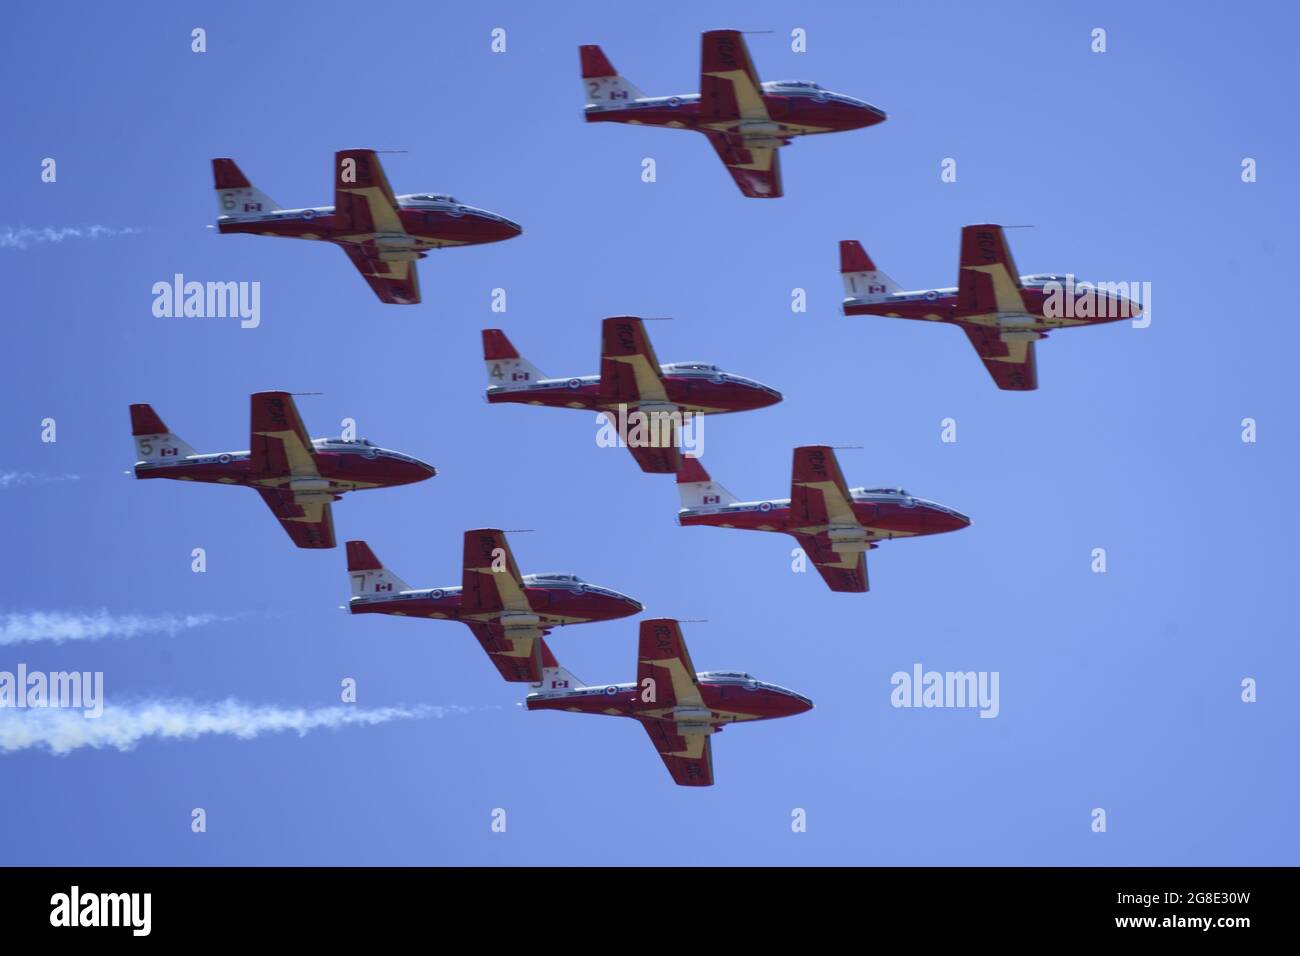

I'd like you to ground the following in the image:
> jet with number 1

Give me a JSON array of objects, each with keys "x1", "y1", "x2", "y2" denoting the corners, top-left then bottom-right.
[
  {"x1": 212, "y1": 149, "x2": 521, "y2": 304},
  {"x1": 130, "y1": 391, "x2": 435, "y2": 549},
  {"x1": 676, "y1": 446, "x2": 969, "y2": 592},
  {"x1": 527, "y1": 619, "x2": 812, "y2": 787},
  {"x1": 581, "y1": 30, "x2": 886, "y2": 198},
  {"x1": 483, "y1": 316, "x2": 782, "y2": 473}
]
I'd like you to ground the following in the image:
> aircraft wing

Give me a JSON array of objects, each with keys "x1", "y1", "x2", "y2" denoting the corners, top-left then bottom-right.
[
  {"x1": 699, "y1": 30, "x2": 768, "y2": 122},
  {"x1": 703, "y1": 130, "x2": 783, "y2": 199},
  {"x1": 339, "y1": 243, "x2": 422, "y2": 305},
  {"x1": 956, "y1": 224, "x2": 1025, "y2": 317},
  {"x1": 599, "y1": 316, "x2": 669, "y2": 404},
  {"x1": 636, "y1": 619, "x2": 704, "y2": 709},
  {"x1": 249, "y1": 391, "x2": 317, "y2": 477},
  {"x1": 961, "y1": 325, "x2": 1039, "y2": 391},
  {"x1": 461, "y1": 528, "x2": 531, "y2": 613},
  {"x1": 333, "y1": 148, "x2": 404, "y2": 235},
  {"x1": 639, "y1": 719, "x2": 714, "y2": 786},
  {"x1": 789, "y1": 445, "x2": 858, "y2": 529},
  {"x1": 794, "y1": 532, "x2": 869, "y2": 593},
  {"x1": 256, "y1": 487, "x2": 335, "y2": 549},
  {"x1": 464, "y1": 620, "x2": 546, "y2": 683}
]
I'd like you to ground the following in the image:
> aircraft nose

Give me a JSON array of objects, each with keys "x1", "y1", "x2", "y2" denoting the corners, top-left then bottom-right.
[
  {"x1": 483, "y1": 213, "x2": 522, "y2": 241},
  {"x1": 406, "y1": 457, "x2": 438, "y2": 482},
  {"x1": 786, "y1": 693, "x2": 814, "y2": 715},
  {"x1": 756, "y1": 384, "x2": 784, "y2": 407},
  {"x1": 935, "y1": 508, "x2": 971, "y2": 532}
]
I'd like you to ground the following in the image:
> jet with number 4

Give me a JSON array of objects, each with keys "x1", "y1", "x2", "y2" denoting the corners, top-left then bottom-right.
[
  {"x1": 580, "y1": 30, "x2": 886, "y2": 198},
  {"x1": 347, "y1": 530, "x2": 642, "y2": 683},
  {"x1": 483, "y1": 316, "x2": 782, "y2": 473},
  {"x1": 527, "y1": 619, "x2": 812, "y2": 787},
  {"x1": 130, "y1": 392, "x2": 435, "y2": 549},
  {"x1": 212, "y1": 149, "x2": 521, "y2": 304},
  {"x1": 676, "y1": 446, "x2": 969, "y2": 593},
  {"x1": 840, "y1": 225, "x2": 1143, "y2": 390}
]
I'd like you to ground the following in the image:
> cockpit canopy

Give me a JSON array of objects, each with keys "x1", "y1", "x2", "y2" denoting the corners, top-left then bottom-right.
[
  {"x1": 316, "y1": 437, "x2": 376, "y2": 447},
  {"x1": 1024, "y1": 273, "x2": 1071, "y2": 284},
  {"x1": 858, "y1": 486, "x2": 909, "y2": 496},
  {"x1": 699, "y1": 670, "x2": 755, "y2": 680},
  {"x1": 764, "y1": 80, "x2": 822, "y2": 90},
  {"x1": 529, "y1": 573, "x2": 584, "y2": 583},
  {"x1": 402, "y1": 193, "x2": 458, "y2": 204},
  {"x1": 664, "y1": 362, "x2": 721, "y2": 373}
]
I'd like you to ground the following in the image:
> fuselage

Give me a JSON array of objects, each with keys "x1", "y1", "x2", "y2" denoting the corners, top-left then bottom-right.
[
  {"x1": 487, "y1": 363, "x2": 782, "y2": 415},
  {"x1": 679, "y1": 488, "x2": 970, "y2": 541},
  {"x1": 350, "y1": 573, "x2": 643, "y2": 629},
  {"x1": 133, "y1": 439, "x2": 435, "y2": 494},
  {"x1": 585, "y1": 81, "x2": 885, "y2": 141},
  {"x1": 527, "y1": 671, "x2": 812, "y2": 725},
  {"x1": 217, "y1": 193, "x2": 521, "y2": 249},
  {"x1": 844, "y1": 274, "x2": 1142, "y2": 331}
]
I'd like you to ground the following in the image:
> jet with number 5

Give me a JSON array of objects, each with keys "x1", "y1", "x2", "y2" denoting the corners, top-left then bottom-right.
[
  {"x1": 347, "y1": 530, "x2": 642, "y2": 683},
  {"x1": 483, "y1": 316, "x2": 781, "y2": 473},
  {"x1": 527, "y1": 619, "x2": 812, "y2": 787},
  {"x1": 840, "y1": 225, "x2": 1143, "y2": 390},
  {"x1": 130, "y1": 391, "x2": 435, "y2": 549},
  {"x1": 580, "y1": 30, "x2": 886, "y2": 198},
  {"x1": 212, "y1": 149, "x2": 521, "y2": 304},
  {"x1": 676, "y1": 446, "x2": 969, "y2": 592}
]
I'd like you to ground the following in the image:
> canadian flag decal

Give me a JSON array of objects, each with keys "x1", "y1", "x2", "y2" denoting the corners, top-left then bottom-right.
[
  {"x1": 703, "y1": 494, "x2": 721, "y2": 505},
  {"x1": 244, "y1": 201, "x2": 263, "y2": 212},
  {"x1": 161, "y1": 447, "x2": 178, "y2": 457},
  {"x1": 374, "y1": 582, "x2": 393, "y2": 592},
  {"x1": 512, "y1": 372, "x2": 530, "y2": 381},
  {"x1": 868, "y1": 283, "x2": 886, "y2": 294}
]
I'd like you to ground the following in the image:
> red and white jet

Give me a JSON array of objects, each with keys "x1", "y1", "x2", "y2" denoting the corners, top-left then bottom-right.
[
  {"x1": 676, "y1": 446, "x2": 969, "y2": 593},
  {"x1": 840, "y1": 225, "x2": 1143, "y2": 390},
  {"x1": 581, "y1": 30, "x2": 886, "y2": 198},
  {"x1": 527, "y1": 619, "x2": 812, "y2": 787},
  {"x1": 212, "y1": 149, "x2": 521, "y2": 304},
  {"x1": 347, "y1": 531, "x2": 643, "y2": 683},
  {"x1": 483, "y1": 316, "x2": 782, "y2": 473},
  {"x1": 130, "y1": 392, "x2": 434, "y2": 549}
]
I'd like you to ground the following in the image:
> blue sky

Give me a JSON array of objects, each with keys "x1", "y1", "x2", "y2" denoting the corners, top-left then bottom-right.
[{"x1": 1, "y1": 0, "x2": 1296, "y2": 864}]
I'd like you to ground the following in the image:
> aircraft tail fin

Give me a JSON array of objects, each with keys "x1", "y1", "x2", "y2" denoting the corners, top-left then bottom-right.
[
  {"x1": 483, "y1": 329, "x2": 547, "y2": 388},
  {"x1": 531, "y1": 640, "x2": 586, "y2": 696},
  {"x1": 212, "y1": 158, "x2": 282, "y2": 219},
  {"x1": 676, "y1": 454, "x2": 738, "y2": 509},
  {"x1": 346, "y1": 540, "x2": 413, "y2": 598},
  {"x1": 129, "y1": 404, "x2": 197, "y2": 463},
  {"x1": 580, "y1": 45, "x2": 646, "y2": 105},
  {"x1": 840, "y1": 240, "x2": 902, "y2": 302}
]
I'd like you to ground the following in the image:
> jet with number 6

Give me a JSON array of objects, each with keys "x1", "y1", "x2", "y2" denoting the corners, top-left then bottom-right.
[
  {"x1": 347, "y1": 530, "x2": 643, "y2": 683},
  {"x1": 130, "y1": 391, "x2": 435, "y2": 549},
  {"x1": 212, "y1": 149, "x2": 521, "y2": 304},
  {"x1": 676, "y1": 446, "x2": 969, "y2": 592},
  {"x1": 527, "y1": 619, "x2": 813, "y2": 787},
  {"x1": 482, "y1": 316, "x2": 781, "y2": 473}
]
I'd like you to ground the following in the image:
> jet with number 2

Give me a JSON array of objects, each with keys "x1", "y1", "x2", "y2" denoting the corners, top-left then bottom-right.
[
  {"x1": 676, "y1": 446, "x2": 969, "y2": 593},
  {"x1": 527, "y1": 619, "x2": 812, "y2": 787},
  {"x1": 580, "y1": 30, "x2": 886, "y2": 198},
  {"x1": 840, "y1": 225, "x2": 1143, "y2": 390},
  {"x1": 347, "y1": 530, "x2": 642, "y2": 683},
  {"x1": 130, "y1": 392, "x2": 435, "y2": 549},
  {"x1": 482, "y1": 316, "x2": 782, "y2": 473},
  {"x1": 211, "y1": 149, "x2": 521, "y2": 304}
]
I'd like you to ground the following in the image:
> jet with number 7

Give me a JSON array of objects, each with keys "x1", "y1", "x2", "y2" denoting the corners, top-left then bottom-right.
[{"x1": 676, "y1": 446, "x2": 969, "y2": 592}]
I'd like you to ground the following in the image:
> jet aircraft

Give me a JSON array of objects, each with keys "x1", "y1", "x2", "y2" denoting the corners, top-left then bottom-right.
[
  {"x1": 580, "y1": 30, "x2": 886, "y2": 198},
  {"x1": 526, "y1": 619, "x2": 812, "y2": 786},
  {"x1": 347, "y1": 530, "x2": 642, "y2": 683},
  {"x1": 676, "y1": 446, "x2": 969, "y2": 592},
  {"x1": 840, "y1": 225, "x2": 1143, "y2": 390},
  {"x1": 483, "y1": 316, "x2": 781, "y2": 473},
  {"x1": 212, "y1": 149, "x2": 521, "y2": 304},
  {"x1": 130, "y1": 391, "x2": 434, "y2": 549}
]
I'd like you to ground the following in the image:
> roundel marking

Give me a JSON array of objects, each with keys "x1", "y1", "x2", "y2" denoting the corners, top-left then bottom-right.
[
  {"x1": 567, "y1": 378, "x2": 581, "y2": 389},
  {"x1": 302, "y1": 209, "x2": 317, "y2": 220},
  {"x1": 604, "y1": 685, "x2": 618, "y2": 696},
  {"x1": 924, "y1": 290, "x2": 938, "y2": 302},
  {"x1": 758, "y1": 501, "x2": 773, "y2": 513},
  {"x1": 430, "y1": 589, "x2": 444, "y2": 600},
  {"x1": 217, "y1": 453, "x2": 232, "y2": 464}
]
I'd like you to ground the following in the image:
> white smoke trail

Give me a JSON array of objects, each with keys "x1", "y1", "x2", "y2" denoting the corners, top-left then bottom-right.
[
  {"x1": 0, "y1": 699, "x2": 469, "y2": 755},
  {"x1": 0, "y1": 610, "x2": 225, "y2": 646},
  {"x1": 0, "y1": 225, "x2": 143, "y2": 250},
  {"x1": 0, "y1": 472, "x2": 80, "y2": 489}
]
